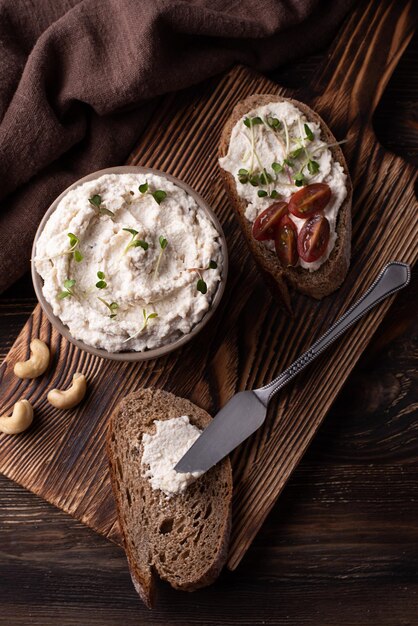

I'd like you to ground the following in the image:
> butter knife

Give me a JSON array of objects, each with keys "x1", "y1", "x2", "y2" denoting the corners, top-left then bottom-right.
[{"x1": 175, "y1": 261, "x2": 411, "y2": 474}]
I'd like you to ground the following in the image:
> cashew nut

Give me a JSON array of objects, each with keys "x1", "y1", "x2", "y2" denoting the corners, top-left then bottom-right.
[
  {"x1": 0, "y1": 400, "x2": 34, "y2": 434},
  {"x1": 47, "y1": 373, "x2": 87, "y2": 409},
  {"x1": 14, "y1": 339, "x2": 50, "y2": 379}
]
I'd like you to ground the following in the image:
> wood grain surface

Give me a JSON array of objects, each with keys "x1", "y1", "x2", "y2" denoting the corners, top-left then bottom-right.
[
  {"x1": 0, "y1": 0, "x2": 417, "y2": 574},
  {"x1": 1, "y1": 3, "x2": 417, "y2": 624},
  {"x1": 1, "y1": 268, "x2": 417, "y2": 625}
]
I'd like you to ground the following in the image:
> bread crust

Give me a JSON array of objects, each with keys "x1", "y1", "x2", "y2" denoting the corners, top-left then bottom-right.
[
  {"x1": 106, "y1": 388, "x2": 233, "y2": 608},
  {"x1": 218, "y1": 94, "x2": 352, "y2": 304}
]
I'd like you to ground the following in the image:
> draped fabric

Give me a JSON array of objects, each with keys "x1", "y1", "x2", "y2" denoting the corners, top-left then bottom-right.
[{"x1": 0, "y1": 0, "x2": 354, "y2": 290}]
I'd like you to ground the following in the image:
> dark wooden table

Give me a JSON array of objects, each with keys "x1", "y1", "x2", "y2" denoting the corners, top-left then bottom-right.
[{"x1": 1, "y1": 35, "x2": 417, "y2": 626}]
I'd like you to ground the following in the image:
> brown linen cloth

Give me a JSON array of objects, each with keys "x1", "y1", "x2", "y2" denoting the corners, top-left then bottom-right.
[{"x1": 0, "y1": 0, "x2": 354, "y2": 292}]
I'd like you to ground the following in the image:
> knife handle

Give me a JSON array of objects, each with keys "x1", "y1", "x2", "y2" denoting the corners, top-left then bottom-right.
[{"x1": 254, "y1": 262, "x2": 411, "y2": 406}]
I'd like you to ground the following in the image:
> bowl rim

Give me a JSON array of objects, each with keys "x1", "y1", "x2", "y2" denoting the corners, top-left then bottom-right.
[{"x1": 31, "y1": 165, "x2": 228, "y2": 362}]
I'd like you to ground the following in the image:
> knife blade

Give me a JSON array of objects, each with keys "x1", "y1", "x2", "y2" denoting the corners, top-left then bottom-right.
[{"x1": 174, "y1": 391, "x2": 267, "y2": 474}]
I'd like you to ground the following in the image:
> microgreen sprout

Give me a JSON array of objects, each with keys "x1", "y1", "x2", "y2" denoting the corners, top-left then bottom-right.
[
  {"x1": 243, "y1": 116, "x2": 263, "y2": 128},
  {"x1": 266, "y1": 116, "x2": 281, "y2": 129},
  {"x1": 187, "y1": 260, "x2": 218, "y2": 294},
  {"x1": 89, "y1": 194, "x2": 102, "y2": 208},
  {"x1": 238, "y1": 168, "x2": 249, "y2": 184},
  {"x1": 138, "y1": 182, "x2": 167, "y2": 205},
  {"x1": 122, "y1": 228, "x2": 149, "y2": 255},
  {"x1": 58, "y1": 279, "x2": 76, "y2": 299},
  {"x1": 197, "y1": 279, "x2": 207, "y2": 294},
  {"x1": 307, "y1": 160, "x2": 320, "y2": 175},
  {"x1": 287, "y1": 120, "x2": 322, "y2": 186},
  {"x1": 263, "y1": 115, "x2": 288, "y2": 160},
  {"x1": 238, "y1": 112, "x2": 336, "y2": 193},
  {"x1": 282, "y1": 119, "x2": 290, "y2": 154},
  {"x1": 143, "y1": 309, "x2": 158, "y2": 328},
  {"x1": 122, "y1": 308, "x2": 158, "y2": 342},
  {"x1": 291, "y1": 157, "x2": 320, "y2": 186},
  {"x1": 289, "y1": 147, "x2": 303, "y2": 159},
  {"x1": 89, "y1": 194, "x2": 115, "y2": 219},
  {"x1": 152, "y1": 190, "x2": 167, "y2": 205},
  {"x1": 293, "y1": 172, "x2": 305, "y2": 187},
  {"x1": 259, "y1": 168, "x2": 273, "y2": 185},
  {"x1": 95, "y1": 271, "x2": 107, "y2": 289},
  {"x1": 66, "y1": 233, "x2": 83, "y2": 262},
  {"x1": 98, "y1": 297, "x2": 119, "y2": 319},
  {"x1": 285, "y1": 118, "x2": 321, "y2": 186},
  {"x1": 304, "y1": 123, "x2": 314, "y2": 141},
  {"x1": 153, "y1": 236, "x2": 168, "y2": 279},
  {"x1": 239, "y1": 116, "x2": 265, "y2": 185}
]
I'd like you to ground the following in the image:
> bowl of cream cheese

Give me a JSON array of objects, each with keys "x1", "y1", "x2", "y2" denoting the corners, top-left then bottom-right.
[{"x1": 32, "y1": 166, "x2": 228, "y2": 361}]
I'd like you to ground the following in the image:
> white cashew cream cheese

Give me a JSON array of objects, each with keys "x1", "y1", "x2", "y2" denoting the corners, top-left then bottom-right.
[
  {"x1": 141, "y1": 416, "x2": 203, "y2": 497},
  {"x1": 219, "y1": 101, "x2": 347, "y2": 271},
  {"x1": 35, "y1": 173, "x2": 222, "y2": 352}
]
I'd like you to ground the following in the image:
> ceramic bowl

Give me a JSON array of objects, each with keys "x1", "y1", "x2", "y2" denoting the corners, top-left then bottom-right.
[{"x1": 31, "y1": 166, "x2": 228, "y2": 361}]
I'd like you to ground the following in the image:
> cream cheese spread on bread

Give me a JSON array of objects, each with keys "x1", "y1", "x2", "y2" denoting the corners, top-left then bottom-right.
[
  {"x1": 219, "y1": 101, "x2": 347, "y2": 271},
  {"x1": 35, "y1": 173, "x2": 222, "y2": 352},
  {"x1": 141, "y1": 416, "x2": 203, "y2": 497}
]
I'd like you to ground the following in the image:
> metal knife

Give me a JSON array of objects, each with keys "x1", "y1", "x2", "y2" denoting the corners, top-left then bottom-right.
[{"x1": 175, "y1": 261, "x2": 411, "y2": 475}]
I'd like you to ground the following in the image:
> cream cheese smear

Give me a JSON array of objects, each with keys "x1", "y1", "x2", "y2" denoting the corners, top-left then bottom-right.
[
  {"x1": 141, "y1": 416, "x2": 203, "y2": 497},
  {"x1": 35, "y1": 173, "x2": 222, "y2": 352},
  {"x1": 219, "y1": 101, "x2": 347, "y2": 271}
]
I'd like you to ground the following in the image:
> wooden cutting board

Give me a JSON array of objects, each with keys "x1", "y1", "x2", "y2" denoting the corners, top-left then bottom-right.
[{"x1": 0, "y1": 0, "x2": 416, "y2": 571}]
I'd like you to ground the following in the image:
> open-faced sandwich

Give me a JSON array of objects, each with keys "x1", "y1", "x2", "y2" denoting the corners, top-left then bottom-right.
[
  {"x1": 107, "y1": 388, "x2": 232, "y2": 608},
  {"x1": 219, "y1": 94, "x2": 352, "y2": 308}
]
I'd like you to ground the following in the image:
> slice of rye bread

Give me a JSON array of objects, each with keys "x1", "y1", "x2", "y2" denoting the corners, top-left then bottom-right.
[
  {"x1": 106, "y1": 388, "x2": 233, "y2": 608},
  {"x1": 218, "y1": 94, "x2": 353, "y2": 307}
]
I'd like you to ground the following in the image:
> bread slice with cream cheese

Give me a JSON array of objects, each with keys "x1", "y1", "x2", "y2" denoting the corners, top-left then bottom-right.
[
  {"x1": 218, "y1": 94, "x2": 352, "y2": 307},
  {"x1": 106, "y1": 388, "x2": 233, "y2": 608}
]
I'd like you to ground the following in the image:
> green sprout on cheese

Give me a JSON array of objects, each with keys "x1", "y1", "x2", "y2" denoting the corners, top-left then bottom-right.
[
  {"x1": 122, "y1": 228, "x2": 149, "y2": 255},
  {"x1": 153, "y1": 236, "x2": 168, "y2": 279},
  {"x1": 66, "y1": 233, "x2": 83, "y2": 263},
  {"x1": 58, "y1": 279, "x2": 76, "y2": 299},
  {"x1": 266, "y1": 116, "x2": 281, "y2": 130},
  {"x1": 138, "y1": 182, "x2": 167, "y2": 205},
  {"x1": 95, "y1": 271, "x2": 107, "y2": 289},
  {"x1": 237, "y1": 113, "x2": 327, "y2": 191},
  {"x1": 88, "y1": 194, "x2": 115, "y2": 219},
  {"x1": 236, "y1": 111, "x2": 348, "y2": 195},
  {"x1": 304, "y1": 123, "x2": 314, "y2": 141},
  {"x1": 187, "y1": 260, "x2": 218, "y2": 295},
  {"x1": 142, "y1": 309, "x2": 158, "y2": 329},
  {"x1": 98, "y1": 297, "x2": 119, "y2": 319},
  {"x1": 122, "y1": 308, "x2": 158, "y2": 343},
  {"x1": 243, "y1": 116, "x2": 263, "y2": 129}
]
